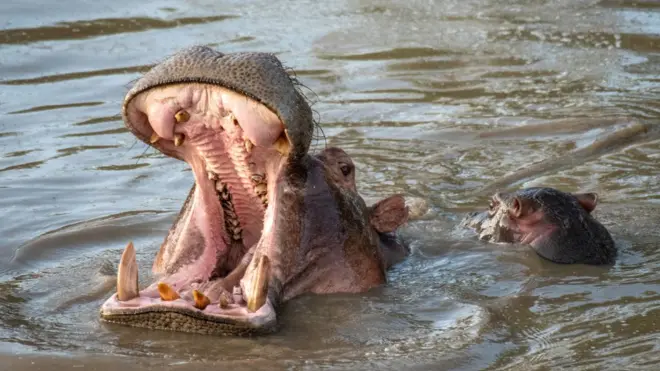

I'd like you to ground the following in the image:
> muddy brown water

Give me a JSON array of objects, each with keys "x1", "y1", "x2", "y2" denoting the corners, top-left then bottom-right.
[{"x1": 1, "y1": 0, "x2": 659, "y2": 370}]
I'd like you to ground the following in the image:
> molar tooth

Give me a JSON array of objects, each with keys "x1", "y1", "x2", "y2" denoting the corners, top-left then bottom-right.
[
  {"x1": 174, "y1": 134, "x2": 185, "y2": 147},
  {"x1": 255, "y1": 183, "x2": 267, "y2": 196},
  {"x1": 247, "y1": 255, "x2": 270, "y2": 313},
  {"x1": 116, "y1": 241, "x2": 139, "y2": 301},
  {"x1": 157, "y1": 282, "x2": 180, "y2": 301},
  {"x1": 192, "y1": 290, "x2": 210, "y2": 310},
  {"x1": 174, "y1": 110, "x2": 190, "y2": 123},
  {"x1": 251, "y1": 174, "x2": 265, "y2": 184},
  {"x1": 244, "y1": 138, "x2": 254, "y2": 153},
  {"x1": 208, "y1": 172, "x2": 218, "y2": 180},
  {"x1": 149, "y1": 132, "x2": 160, "y2": 144}
]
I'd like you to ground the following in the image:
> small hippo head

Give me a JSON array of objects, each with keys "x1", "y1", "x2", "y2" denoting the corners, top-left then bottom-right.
[{"x1": 462, "y1": 187, "x2": 616, "y2": 265}]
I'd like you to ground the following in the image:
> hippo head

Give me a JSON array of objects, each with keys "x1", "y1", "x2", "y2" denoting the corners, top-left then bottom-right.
[
  {"x1": 461, "y1": 187, "x2": 616, "y2": 265},
  {"x1": 99, "y1": 46, "x2": 410, "y2": 335}
]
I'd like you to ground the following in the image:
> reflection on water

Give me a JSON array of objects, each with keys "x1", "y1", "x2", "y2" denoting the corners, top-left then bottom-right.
[{"x1": 0, "y1": 0, "x2": 659, "y2": 369}]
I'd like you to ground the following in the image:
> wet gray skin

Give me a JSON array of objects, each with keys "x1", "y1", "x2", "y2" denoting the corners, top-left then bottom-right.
[
  {"x1": 461, "y1": 187, "x2": 616, "y2": 265},
  {"x1": 99, "y1": 46, "x2": 410, "y2": 335}
]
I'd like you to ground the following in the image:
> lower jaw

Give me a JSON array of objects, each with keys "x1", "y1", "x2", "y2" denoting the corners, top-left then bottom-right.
[
  {"x1": 99, "y1": 160, "x2": 281, "y2": 335},
  {"x1": 100, "y1": 296, "x2": 277, "y2": 336}
]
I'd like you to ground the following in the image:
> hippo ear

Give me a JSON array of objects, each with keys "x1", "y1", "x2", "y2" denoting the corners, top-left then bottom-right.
[
  {"x1": 511, "y1": 197, "x2": 523, "y2": 218},
  {"x1": 574, "y1": 192, "x2": 598, "y2": 213},
  {"x1": 369, "y1": 194, "x2": 409, "y2": 233}
]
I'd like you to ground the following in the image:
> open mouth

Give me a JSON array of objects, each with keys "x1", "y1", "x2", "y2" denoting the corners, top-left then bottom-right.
[{"x1": 99, "y1": 47, "x2": 313, "y2": 335}]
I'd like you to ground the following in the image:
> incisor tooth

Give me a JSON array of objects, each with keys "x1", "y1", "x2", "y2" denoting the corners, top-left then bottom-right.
[
  {"x1": 218, "y1": 292, "x2": 230, "y2": 309},
  {"x1": 174, "y1": 110, "x2": 190, "y2": 123},
  {"x1": 174, "y1": 134, "x2": 184, "y2": 147},
  {"x1": 244, "y1": 138, "x2": 254, "y2": 153},
  {"x1": 274, "y1": 134, "x2": 290, "y2": 156},
  {"x1": 157, "y1": 282, "x2": 180, "y2": 301},
  {"x1": 116, "y1": 241, "x2": 139, "y2": 301},
  {"x1": 149, "y1": 132, "x2": 160, "y2": 144},
  {"x1": 192, "y1": 290, "x2": 210, "y2": 310},
  {"x1": 233, "y1": 286, "x2": 243, "y2": 304},
  {"x1": 247, "y1": 255, "x2": 270, "y2": 313}
]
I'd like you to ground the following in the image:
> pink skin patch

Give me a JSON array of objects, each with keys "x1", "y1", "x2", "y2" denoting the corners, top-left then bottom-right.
[{"x1": 513, "y1": 209, "x2": 558, "y2": 246}]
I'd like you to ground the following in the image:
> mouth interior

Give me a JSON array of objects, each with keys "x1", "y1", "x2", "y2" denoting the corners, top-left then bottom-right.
[{"x1": 100, "y1": 83, "x2": 290, "y2": 333}]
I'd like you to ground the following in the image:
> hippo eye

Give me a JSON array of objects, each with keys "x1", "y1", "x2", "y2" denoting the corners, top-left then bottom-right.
[{"x1": 339, "y1": 163, "x2": 351, "y2": 176}]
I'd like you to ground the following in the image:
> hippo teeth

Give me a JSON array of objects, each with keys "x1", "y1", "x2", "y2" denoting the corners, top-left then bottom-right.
[
  {"x1": 274, "y1": 133, "x2": 290, "y2": 156},
  {"x1": 247, "y1": 255, "x2": 270, "y2": 313},
  {"x1": 158, "y1": 282, "x2": 180, "y2": 301},
  {"x1": 244, "y1": 138, "x2": 254, "y2": 153},
  {"x1": 174, "y1": 133, "x2": 185, "y2": 147},
  {"x1": 250, "y1": 174, "x2": 268, "y2": 208},
  {"x1": 218, "y1": 291, "x2": 232, "y2": 309},
  {"x1": 192, "y1": 290, "x2": 211, "y2": 310},
  {"x1": 149, "y1": 132, "x2": 160, "y2": 144},
  {"x1": 174, "y1": 109, "x2": 190, "y2": 123},
  {"x1": 232, "y1": 286, "x2": 244, "y2": 304},
  {"x1": 116, "y1": 241, "x2": 139, "y2": 301}
]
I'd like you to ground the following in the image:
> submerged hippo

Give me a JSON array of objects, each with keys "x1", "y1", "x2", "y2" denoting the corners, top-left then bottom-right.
[
  {"x1": 461, "y1": 187, "x2": 616, "y2": 265},
  {"x1": 99, "y1": 46, "x2": 410, "y2": 335}
]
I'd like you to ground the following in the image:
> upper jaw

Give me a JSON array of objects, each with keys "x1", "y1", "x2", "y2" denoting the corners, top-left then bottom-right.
[{"x1": 121, "y1": 45, "x2": 313, "y2": 159}]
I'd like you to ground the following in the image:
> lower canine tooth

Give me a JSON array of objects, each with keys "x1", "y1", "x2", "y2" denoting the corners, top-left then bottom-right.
[
  {"x1": 116, "y1": 241, "x2": 139, "y2": 301},
  {"x1": 157, "y1": 282, "x2": 180, "y2": 301},
  {"x1": 174, "y1": 134, "x2": 184, "y2": 147},
  {"x1": 149, "y1": 132, "x2": 160, "y2": 144},
  {"x1": 247, "y1": 255, "x2": 270, "y2": 313},
  {"x1": 192, "y1": 290, "x2": 210, "y2": 310},
  {"x1": 251, "y1": 174, "x2": 264, "y2": 184}
]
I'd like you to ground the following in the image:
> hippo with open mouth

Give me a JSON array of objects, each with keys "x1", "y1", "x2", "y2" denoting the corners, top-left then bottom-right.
[
  {"x1": 99, "y1": 46, "x2": 410, "y2": 335},
  {"x1": 461, "y1": 187, "x2": 616, "y2": 265}
]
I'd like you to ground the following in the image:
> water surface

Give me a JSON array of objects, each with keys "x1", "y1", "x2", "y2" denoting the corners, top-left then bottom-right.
[{"x1": 1, "y1": 0, "x2": 659, "y2": 370}]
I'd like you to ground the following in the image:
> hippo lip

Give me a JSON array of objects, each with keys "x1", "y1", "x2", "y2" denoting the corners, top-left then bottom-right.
[{"x1": 99, "y1": 47, "x2": 313, "y2": 335}]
